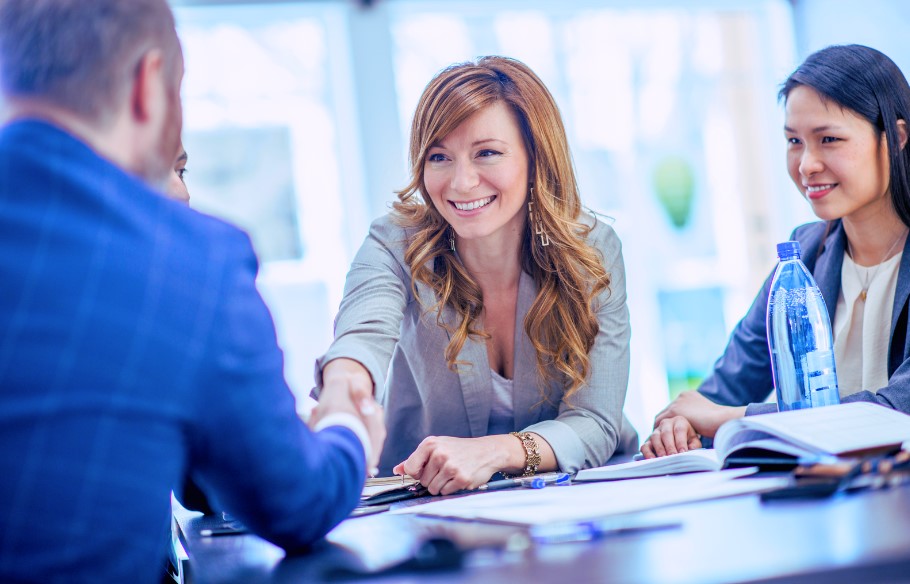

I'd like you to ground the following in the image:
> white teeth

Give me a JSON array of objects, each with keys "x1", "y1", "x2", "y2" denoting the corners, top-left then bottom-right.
[
  {"x1": 453, "y1": 196, "x2": 494, "y2": 211},
  {"x1": 806, "y1": 184, "x2": 835, "y2": 193}
]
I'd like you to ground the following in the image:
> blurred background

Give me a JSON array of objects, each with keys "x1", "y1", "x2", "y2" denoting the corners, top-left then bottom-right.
[{"x1": 168, "y1": 0, "x2": 910, "y2": 440}]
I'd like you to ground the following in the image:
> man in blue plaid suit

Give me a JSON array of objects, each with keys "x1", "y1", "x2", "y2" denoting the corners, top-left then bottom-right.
[{"x1": 0, "y1": 2, "x2": 385, "y2": 583}]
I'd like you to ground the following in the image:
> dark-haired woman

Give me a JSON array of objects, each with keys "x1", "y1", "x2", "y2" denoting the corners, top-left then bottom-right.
[
  {"x1": 311, "y1": 56, "x2": 638, "y2": 493},
  {"x1": 643, "y1": 44, "x2": 910, "y2": 458}
]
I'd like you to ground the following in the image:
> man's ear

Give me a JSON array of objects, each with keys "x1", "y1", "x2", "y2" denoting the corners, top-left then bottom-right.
[
  {"x1": 130, "y1": 49, "x2": 166, "y2": 123},
  {"x1": 897, "y1": 119, "x2": 908, "y2": 151}
]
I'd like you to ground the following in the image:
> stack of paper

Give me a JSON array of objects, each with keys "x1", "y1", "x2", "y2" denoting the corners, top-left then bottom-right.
[
  {"x1": 362, "y1": 475, "x2": 417, "y2": 499},
  {"x1": 393, "y1": 469, "x2": 788, "y2": 526}
]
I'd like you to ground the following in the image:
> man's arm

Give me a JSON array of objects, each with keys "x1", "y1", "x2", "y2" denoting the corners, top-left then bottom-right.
[{"x1": 188, "y1": 232, "x2": 380, "y2": 550}]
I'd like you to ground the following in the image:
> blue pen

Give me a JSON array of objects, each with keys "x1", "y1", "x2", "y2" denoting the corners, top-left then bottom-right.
[
  {"x1": 470, "y1": 472, "x2": 572, "y2": 493},
  {"x1": 530, "y1": 519, "x2": 681, "y2": 544},
  {"x1": 519, "y1": 472, "x2": 571, "y2": 489}
]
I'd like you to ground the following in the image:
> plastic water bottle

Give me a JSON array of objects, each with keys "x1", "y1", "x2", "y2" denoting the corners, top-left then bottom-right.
[{"x1": 766, "y1": 241, "x2": 840, "y2": 410}]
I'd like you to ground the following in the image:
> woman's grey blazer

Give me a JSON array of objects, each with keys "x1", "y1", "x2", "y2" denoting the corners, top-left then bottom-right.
[{"x1": 315, "y1": 213, "x2": 638, "y2": 476}]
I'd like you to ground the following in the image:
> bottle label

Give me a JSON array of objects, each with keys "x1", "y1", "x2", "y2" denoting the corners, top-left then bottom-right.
[{"x1": 806, "y1": 349, "x2": 837, "y2": 392}]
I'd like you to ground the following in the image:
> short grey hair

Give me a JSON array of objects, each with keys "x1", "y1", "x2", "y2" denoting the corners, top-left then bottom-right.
[{"x1": 0, "y1": 0, "x2": 181, "y2": 123}]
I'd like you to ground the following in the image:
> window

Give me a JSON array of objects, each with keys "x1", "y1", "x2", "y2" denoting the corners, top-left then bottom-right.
[
  {"x1": 388, "y1": 0, "x2": 802, "y2": 433},
  {"x1": 173, "y1": 0, "x2": 803, "y2": 436},
  {"x1": 174, "y1": 3, "x2": 367, "y2": 401}
]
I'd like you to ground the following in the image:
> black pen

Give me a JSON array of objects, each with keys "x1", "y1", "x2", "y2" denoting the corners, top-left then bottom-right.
[{"x1": 474, "y1": 478, "x2": 522, "y2": 492}]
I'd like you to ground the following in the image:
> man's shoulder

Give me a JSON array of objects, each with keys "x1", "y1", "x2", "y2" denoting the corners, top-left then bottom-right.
[
  {"x1": 176, "y1": 205, "x2": 252, "y2": 250},
  {"x1": 151, "y1": 206, "x2": 259, "y2": 293},
  {"x1": 1, "y1": 118, "x2": 258, "y2": 281}
]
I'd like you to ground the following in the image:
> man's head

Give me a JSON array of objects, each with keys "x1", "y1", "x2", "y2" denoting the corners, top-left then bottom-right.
[{"x1": 0, "y1": 0, "x2": 184, "y2": 187}]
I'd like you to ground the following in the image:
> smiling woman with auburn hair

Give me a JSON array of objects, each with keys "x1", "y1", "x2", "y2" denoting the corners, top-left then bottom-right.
[{"x1": 312, "y1": 56, "x2": 637, "y2": 494}]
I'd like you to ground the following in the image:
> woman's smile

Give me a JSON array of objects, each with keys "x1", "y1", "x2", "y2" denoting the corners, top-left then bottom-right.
[
  {"x1": 450, "y1": 194, "x2": 498, "y2": 214},
  {"x1": 804, "y1": 183, "x2": 837, "y2": 200}
]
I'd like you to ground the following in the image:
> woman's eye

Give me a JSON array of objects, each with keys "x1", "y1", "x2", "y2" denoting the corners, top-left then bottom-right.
[
  {"x1": 427, "y1": 153, "x2": 447, "y2": 163},
  {"x1": 787, "y1": 137, "x2": 801, "y2": 145},
  {"x1": 821, "y1": 136, "x2": 840, "y2": 144},
  {"x1": 477, "y1": 149, "x2": 501, "y2": 158},
  {"x1": 177, "y1": 168, "x2": 188, "y2": 180}
]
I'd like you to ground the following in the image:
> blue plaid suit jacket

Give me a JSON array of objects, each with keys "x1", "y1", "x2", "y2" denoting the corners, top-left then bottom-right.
[{"x1": 0, "y1": 120, "x2": 364, "y2": 584}]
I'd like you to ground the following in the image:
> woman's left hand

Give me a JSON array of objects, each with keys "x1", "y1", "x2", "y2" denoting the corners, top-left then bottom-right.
[
  {"x1": 654, "y1": 390, "x2": 746, "y2": 438},
  {"x1": 393, "y1": 435, "x2": 514, "y2": 495},
  {"x1": 641, "y1": 416, "x2": 702, "y2": 458}
]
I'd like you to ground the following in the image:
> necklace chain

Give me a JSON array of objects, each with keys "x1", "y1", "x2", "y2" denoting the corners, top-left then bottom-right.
[{"x1": 847, "y1": 228, "x2": 908, "y2": 302}]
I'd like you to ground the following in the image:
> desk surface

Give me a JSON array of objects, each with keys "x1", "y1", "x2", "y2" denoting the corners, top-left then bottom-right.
[{"x1": 176, "y1": 479, "x2": 910, "y2": 584}]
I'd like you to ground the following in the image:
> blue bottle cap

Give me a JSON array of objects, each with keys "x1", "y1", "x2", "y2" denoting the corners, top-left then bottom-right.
[{"x1": 776, "y1": 241, "x2": 801, "y2": 259}]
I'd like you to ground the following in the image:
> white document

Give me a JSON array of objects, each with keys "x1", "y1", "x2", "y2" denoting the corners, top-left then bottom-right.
[
  {"x1": 575, "y1": 448, "x2": 721, "y2": 482},
  {"x1": 393, "y1": 469, "x2": 788, "y2": 526}
]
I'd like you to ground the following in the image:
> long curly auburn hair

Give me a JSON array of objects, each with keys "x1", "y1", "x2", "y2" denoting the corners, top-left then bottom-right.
[{"x1": 393, "y1": 56, "x2": 611, "y2": 401}]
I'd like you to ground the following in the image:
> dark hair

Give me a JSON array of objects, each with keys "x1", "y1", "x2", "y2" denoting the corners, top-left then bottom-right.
[
  {"x1": 0, "y1": 0, "x2": 180, "y2": 123},
  {"x1": 779, "y1": 44, "x2": 910, "y2": 227}
]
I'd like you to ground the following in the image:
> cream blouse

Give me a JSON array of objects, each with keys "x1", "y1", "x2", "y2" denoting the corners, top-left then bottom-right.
[{"x1": 833, "y1": 251, "x2": 902, "y2": 396}]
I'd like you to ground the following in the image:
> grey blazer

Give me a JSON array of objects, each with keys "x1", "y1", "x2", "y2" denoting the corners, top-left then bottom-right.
[{"x1": 315, "y1": 213, "x2": 638, "y2": 476}]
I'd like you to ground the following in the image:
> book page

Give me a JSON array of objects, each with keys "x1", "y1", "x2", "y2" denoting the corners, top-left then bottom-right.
[
  {"x1": 714, "y1": 427, "x2": 781, "y2": 457},
  {"x1": 717, "y1": 402, "x2": 910, "y2": 456},
  {"x1": 575, "y1": 449, "x2": 720, "y2": 482},
  {"x1": 724, "y1": 437, "x2": 819, "y2": 460}
]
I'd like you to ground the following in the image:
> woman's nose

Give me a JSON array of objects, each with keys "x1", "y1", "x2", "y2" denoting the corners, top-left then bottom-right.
[
  {"x1": 799, "y1": 146, "x2": 823, "y2": 178},
  {"x1": 449, "y1": 160, "x2": 479, "y2": 194}
]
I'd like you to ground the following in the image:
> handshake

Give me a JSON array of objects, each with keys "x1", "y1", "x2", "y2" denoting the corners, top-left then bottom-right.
[{"x1": 309, "y1": 358, "x2": 386, "y2": 475}]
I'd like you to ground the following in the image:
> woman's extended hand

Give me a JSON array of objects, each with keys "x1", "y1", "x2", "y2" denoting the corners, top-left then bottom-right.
[
  {"x1": 317, "y1": 357, "x2": 374, "y2": 403},
  {"x1": 312, "y1": 358, "x2": 375, "y2": 427},
  {"x1": 393, "y1": 435, "x2": 518, "y2": 495},
  {"x1": 311, "y1": 358, "x2": 385, "y2": 472}
]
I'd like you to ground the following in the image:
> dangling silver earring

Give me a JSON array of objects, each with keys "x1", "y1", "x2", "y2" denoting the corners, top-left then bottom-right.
[
  {"x1": 528, "y1": 187, "x2": 550, "y2": 247},
  {"x1": 449, "y1": 228, "x2": 456, "y2": 252}
]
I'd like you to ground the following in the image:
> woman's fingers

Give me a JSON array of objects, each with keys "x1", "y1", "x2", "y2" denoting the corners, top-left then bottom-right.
[
  {"x1": 672, "y1": 417, "x2": 694, "y2": 453},
  {"x1": 642, "y1": 416, "x2": 699, "y2": 458},
  {"x1": 641, "y1": 440, "x2": 656, "y2": 459}
]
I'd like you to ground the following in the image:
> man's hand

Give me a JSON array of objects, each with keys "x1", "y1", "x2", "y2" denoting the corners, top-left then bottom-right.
[{"x1": 393, "y1": 435, "x2": 513, "y2": 496}]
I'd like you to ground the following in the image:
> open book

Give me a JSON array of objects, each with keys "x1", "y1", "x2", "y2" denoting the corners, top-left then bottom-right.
[{"x1": 576, "y1": 402, "x2": 910, "y2": 482}]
